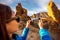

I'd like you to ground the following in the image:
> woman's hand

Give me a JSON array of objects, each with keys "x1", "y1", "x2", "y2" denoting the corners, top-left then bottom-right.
[
  {"x1": 26, "y1": 20, "x2": 31, "y2": 28},
  {"x1": 38, "y1": 20, "x2": 44, "y2": 29}
]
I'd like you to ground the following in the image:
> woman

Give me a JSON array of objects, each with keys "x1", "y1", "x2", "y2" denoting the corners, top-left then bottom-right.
[
  {"x1": 0, "y1": 4, "x2": 31, "y2": 40},
  {"x1": 38, "y1": 20, "x2": 51, "y2": 40}
]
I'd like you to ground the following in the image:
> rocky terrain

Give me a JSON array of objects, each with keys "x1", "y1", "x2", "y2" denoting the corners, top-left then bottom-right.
[{"x1": 15, "y1": 1, "x2": 60, "y2": 40}]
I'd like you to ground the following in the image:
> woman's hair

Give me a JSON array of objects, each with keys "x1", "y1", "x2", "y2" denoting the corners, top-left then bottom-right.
[{"x1": 0, "y1": 4, "x2": 12, "y2": 40}]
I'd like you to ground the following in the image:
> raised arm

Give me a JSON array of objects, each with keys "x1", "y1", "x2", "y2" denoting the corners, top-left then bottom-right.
[
  {"x1": 21, "y1": 20, "x2": 31, "y2": 39},
  {"x1": 38, "y1": 20, "x2": 51, "y2": 40}
]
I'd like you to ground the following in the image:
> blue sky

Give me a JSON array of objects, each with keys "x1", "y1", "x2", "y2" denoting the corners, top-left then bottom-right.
[{"x1": 0, "y1": 0, "x2": 60, "y2": 16}]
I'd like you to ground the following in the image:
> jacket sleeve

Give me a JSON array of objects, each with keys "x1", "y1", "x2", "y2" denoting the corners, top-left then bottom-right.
[
  {"x1": 39, "y1": 28, "x2": 51, "y2": 40},
  {"x1": 21, "y1": 27, "x2": 29, "y2": 38},
  {"x1": 15, "y1": 28, "x2": 29, "y2": 40}
]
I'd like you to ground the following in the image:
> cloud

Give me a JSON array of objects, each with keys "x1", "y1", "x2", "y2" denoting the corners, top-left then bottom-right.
[
  {"x1": 27, "y1": 0, "x2": 50, "y2": 16},
  {"x1": 1, "y1": 0, "x2": 60, "y2": 16},
  {"x1": 0, "y1": 0, "x2": 14, "y2": 5},
  {"x1": 28, "y1": 10, "x2": 35, "y2": 16},
  {"x1": 27, "y1": 0, "x2": 49, "y2": 16},
  {"x1": 27, "y1": 7, "x2": 47, "y2": 16},
  {"x1": 33, "y1": 0, "x2": 49, "y2": 10},
  {"x1": 27, "y1": 0, "x2": 60, "y2": 16},
  {"x1": 0, "y1": 0, "x2": 25, "y2": 5},
  {"x1": 33, "y1": 0, "x2": 60, "y2": 10},
  {"x1": 58, "y1": 5, "x2": 60, "y2": 9},
  {"x1": 12, "y1": 8, "x2": 16, "y2": 13}
]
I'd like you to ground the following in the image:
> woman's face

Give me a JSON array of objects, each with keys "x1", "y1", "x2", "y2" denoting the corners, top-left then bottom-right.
[{"x1": 6, "y1": 12, "x2": 19, "y2": 34}]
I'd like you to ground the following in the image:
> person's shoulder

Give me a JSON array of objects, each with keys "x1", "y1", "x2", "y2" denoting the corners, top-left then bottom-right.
[{"x1": 39, "y1": 28, "x2": 49, "y2": 35}]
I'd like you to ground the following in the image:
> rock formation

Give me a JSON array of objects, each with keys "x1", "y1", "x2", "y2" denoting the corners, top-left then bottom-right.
[
  {"x1": 31, "y1": 12, "x2": 48, "y2": 18},
  {"x1": 47, "y1": 1, "x2": 60, "y2": 40},
  {"x1": 16, "y1": 3, "x2": 23, "y2": 16},
  {"x1": 16, "y1": 3, "x2": 30, "y2": 21},
  {"x1": 15, "y1": 1, "x2": 60, "y2": 40}
]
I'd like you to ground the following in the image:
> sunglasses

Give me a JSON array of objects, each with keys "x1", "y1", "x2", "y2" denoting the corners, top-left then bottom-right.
[{"x1": 6, "y1": 16, "x2": 20, "y2": 23}]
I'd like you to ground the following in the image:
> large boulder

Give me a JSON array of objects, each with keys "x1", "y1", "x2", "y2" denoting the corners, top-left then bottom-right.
[
  {"x1": 47, "y1": 1, "x2": 60, "y2": 40},
  {"x1": 16, "y1": 3, "x2": 30, "y2": 21}
]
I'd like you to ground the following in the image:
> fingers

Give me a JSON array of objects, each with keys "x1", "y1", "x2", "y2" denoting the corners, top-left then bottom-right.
[
  {"x1": 27, "y1": 20, "x2": 31, "y2": 24},
  {"x1": 26, "y1": 20, "x2": 31, "y2": 28},
  {"x1": 38, "y1": 20, "x2": 43, "y2": 29},
  {"x1": 38, "y1": 20, "x2": 42, "y2": 26}
]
